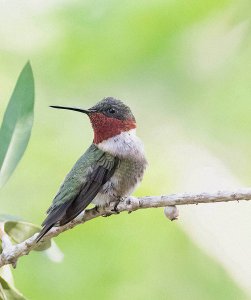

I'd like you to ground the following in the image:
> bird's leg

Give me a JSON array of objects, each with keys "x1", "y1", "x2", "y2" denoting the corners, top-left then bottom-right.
[
  {"x1": 100, "y1": 203, "x2": 113, "y2": 217},
  {"x1": 111, "y1": 196, "x2": 126, "y2": 214},
  {"x1": 102, "y1": 197, "x2": 126, "y2": 216},
  {"x1": 111, "y1": 200, "x2": 120, "y2": 214}
]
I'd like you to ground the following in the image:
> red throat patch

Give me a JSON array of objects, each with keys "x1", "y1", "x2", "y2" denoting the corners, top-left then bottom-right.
[{"x1": 89, "y1": 113, "x2": 136, "y2": 144}]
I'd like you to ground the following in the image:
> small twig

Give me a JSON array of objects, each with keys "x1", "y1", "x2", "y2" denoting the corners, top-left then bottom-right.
[{"x1": 0, "y1": 187, "x2": 250, "y2": 268}]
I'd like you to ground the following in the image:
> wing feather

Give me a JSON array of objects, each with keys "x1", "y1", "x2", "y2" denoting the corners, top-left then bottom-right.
[{"x1": 36, "y1": 144, "x2": 119, "y2": 242}]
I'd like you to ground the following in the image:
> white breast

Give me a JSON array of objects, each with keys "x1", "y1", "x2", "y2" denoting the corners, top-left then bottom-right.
[
  {"x1": 93, "y1": 129, "x2": 147, "y2": 207},
  {"x1": 96, "y1": 129, "x2": 146, "y2": 160}
]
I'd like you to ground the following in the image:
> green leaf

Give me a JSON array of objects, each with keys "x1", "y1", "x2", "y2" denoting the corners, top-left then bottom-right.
[
  {"x1": 4, "y1": 221, "x2": 51, "y2": 251},
  {"x1": 0, "y1": 62, "x2": 35, "y2": 188},
  {"x1": 0, "y1": 275, "x2": 26, "y2": 300}
]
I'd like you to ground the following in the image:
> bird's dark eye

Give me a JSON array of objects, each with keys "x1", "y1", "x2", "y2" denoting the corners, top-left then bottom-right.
[{"x1": 108, "y1": 108, "x2": 116, "y2": 114}]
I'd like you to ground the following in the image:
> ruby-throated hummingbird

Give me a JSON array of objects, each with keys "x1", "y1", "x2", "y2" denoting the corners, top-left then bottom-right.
[{"x1": 36, "y1": 97, "x2": 147, "y2": 242}]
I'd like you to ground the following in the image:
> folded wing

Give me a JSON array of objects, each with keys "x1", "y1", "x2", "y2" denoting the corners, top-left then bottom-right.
[{"x1": 36, "y1": 144, "x2": 119, "y2": 242}]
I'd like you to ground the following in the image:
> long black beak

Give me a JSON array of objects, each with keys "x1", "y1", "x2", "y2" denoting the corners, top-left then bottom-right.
[{"x1": 50, "y1": 105, "x2": 96, "y2": 115}]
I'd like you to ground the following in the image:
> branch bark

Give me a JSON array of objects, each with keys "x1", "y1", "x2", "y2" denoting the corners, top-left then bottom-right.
[{"x1": 0, "y1": 187, "x2": 251, "y2": 268}]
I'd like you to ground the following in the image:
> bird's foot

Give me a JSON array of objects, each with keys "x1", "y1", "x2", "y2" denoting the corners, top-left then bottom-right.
[
  {"x1": 101, "y1": 197, "x2": 126, "y2": 217},
  {"x1": 111, "y1": 199, "x2": 121, "y2": 214}
]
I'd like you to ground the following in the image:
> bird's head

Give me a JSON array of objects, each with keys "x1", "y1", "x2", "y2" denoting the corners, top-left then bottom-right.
[{"x1": 51, "y1": 97, "x2": 136, "y2": 144}]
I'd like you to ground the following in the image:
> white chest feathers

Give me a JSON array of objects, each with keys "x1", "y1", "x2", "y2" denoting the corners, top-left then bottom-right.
[{"x1": 96, "y1": 129, "x2": 146, "y2": 160}]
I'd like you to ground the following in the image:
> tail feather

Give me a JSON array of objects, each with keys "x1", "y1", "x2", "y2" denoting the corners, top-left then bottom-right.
[
  {"x1": 36, "y1": 201, "x2": 73, "y2": 243},
  {"x1": 36, "y1": 224, "x2": 54, "y2": 243}
]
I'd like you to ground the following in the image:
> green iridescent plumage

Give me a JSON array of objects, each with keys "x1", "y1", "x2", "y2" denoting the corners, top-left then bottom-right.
[{"x1": 37, "y1": 144, "x2": 118, "y2": 241}]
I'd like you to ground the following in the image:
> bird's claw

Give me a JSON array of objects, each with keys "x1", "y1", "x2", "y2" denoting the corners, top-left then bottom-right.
[
  {"x1": 111, "y1": 200, "x2": 120, "y2": 214},
  {"x1": 101, "y1": 197, "x2": 126, "y2": 216}
]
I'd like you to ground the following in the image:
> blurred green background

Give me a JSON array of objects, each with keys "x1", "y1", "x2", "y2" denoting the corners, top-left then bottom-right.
[{"x1": 1, "y1": 0, "x2": 251, "y2": 299}]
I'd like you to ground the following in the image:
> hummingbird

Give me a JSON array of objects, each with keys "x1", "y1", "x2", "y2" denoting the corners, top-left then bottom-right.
[{"x1": 36, "y1": 97, "x2": 147, "y2": 242}]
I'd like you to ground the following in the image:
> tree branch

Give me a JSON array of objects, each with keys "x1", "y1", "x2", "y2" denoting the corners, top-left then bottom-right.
[{"x1": 0, "y1": 187, "x2": 251, "y2": 268}]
